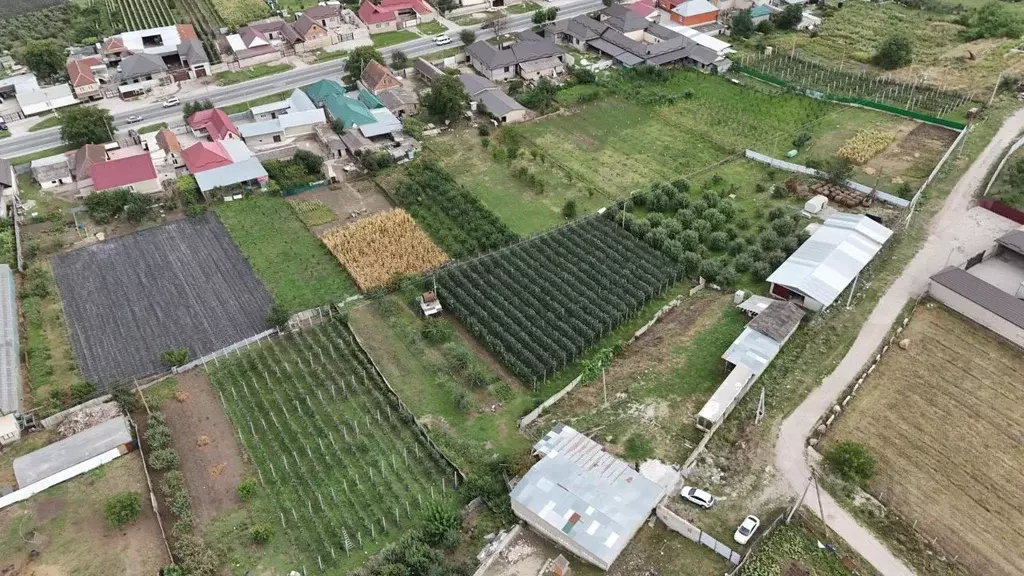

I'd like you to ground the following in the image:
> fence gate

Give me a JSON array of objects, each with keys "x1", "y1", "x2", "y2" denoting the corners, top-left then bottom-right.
[{"x1": 965, "y1": 251, "x2": 984, "y2": 270}]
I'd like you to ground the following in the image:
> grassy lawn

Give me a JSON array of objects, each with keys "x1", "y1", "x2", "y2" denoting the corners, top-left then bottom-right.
[
  {"x1": 371, "y1": 30, "x2": 418, "y2": 47},
  {"x1": 275, "y1": 0, "x2": 320, "y2": 11},
  {"x1": 0, "y1": 130, "x2": 9, "y2": 139},
  {"x1": 7, "y1": 144, "x2": 74, "y2": 167},
  {"x1": 987, "y1": 145, "x2": 1024, "y2": 209},
  {"x1": 505, "y1": 1, "x2": 540, "y2": 14},
  {"x1": 137, "y1": 122, "x2": 167, "y2": 134},
  {"x1": 221, "y1": 90, "x2": 292, "y2": 115},
  {"x1": 731, "y1": 0, "x2": 1019, "y2": 94},
  {"x1": 214, "y1": 195, "x2": 356, "y2": 311},
  {"x1": 822, "y1": 304, "x2": 1024, "y2": 576},
  {"x1": 451, "y1": 11, "x2": 503, "y2": 26},
  {"x1": 28, "y1": 114, "x2": 61, "y2": 132},
  {"x1": 215, "y1": 63, "x2": 292, "y2": 85},
  {"x1": 415, "y1": 20, "x2": 446, "y2": 35},
  {"x1": 313, "y1": 48, "x2": 348, "y2": 62}
]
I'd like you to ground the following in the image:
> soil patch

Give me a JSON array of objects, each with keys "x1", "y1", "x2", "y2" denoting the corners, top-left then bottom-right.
[
  {"x1": 158, "y1": 368, "x2": 246, "y2": 528},
  {"x1": 292, "y1": 181, "x2": 394, "y2": 236}
]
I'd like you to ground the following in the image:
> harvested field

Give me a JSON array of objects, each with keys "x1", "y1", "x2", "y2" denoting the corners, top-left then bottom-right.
[
  {"x1": 825, "y1": 303, "x2": 1024, "y2": 576},
  {"x1": 52, "y1": 213, "x2": 273, "y2": 386},
  {"x1": 322, "y1": 209, "x2": 449, "y2": 291}
]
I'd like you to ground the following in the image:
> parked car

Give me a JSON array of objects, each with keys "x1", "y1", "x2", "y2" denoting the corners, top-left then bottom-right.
[
  {"x1": 733, "y1": 515, "x2": 760, "y2": 545},
  {"x1": 434, "y1": 35, "x2": 452, "y2": 46},
  {"x1": 126, "y1": 115, "x2": 143, "y2": 124},
  {"x1": 162, "y1": 97, "x2": 180, "y2": 107},
  {"x1": 680, "y1": 486, "x2": 716, "y2": 509},
  {"x1": 0, "y1": 120, "x2": 7, "y2": 131}
]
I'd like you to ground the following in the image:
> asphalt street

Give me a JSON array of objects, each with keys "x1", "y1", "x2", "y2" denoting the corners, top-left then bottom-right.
[{"x1": 0, "y1": 0, "x2": 603, "y2": 158}]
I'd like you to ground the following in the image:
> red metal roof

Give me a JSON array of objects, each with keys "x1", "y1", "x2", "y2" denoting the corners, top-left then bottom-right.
[
  {"x1": 358, "y1": 0, "x2": 431, "y2": 24},
  {"x1": 626, "y1": 0, "x2": 656, "y2": 17},
  {"x1": 176, "y1": 24, "x2": 199, "y2": 40},
  {"x1": 187, "y1": 108, "x2": 240, "y2": 141},
  {"x1": 90, "y1": 154, "x2": 158, "y2": 191},
  {"x1": 182, "y1": 141, "x2": 232, "y2": 173},
  {"x1": 66, "y1": 56, "x2": 103, "y2": 88}
]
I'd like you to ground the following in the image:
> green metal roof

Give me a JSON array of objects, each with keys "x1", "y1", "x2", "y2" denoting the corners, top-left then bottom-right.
[
  {"x1": 750, "y1": 4, "x2": 772, "y2": 17},
  {"x1": 304, "y1": 79, "x2": 345, "y2": 103},
  {"x1": 358, "y1": 89, "x2": 385, "y2": 109},
  {"x1": 325, "y1": 95, "x2": 376, "y2": 129}
]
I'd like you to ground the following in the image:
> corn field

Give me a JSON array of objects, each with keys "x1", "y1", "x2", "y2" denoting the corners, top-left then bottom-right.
[
  {"x1": 837, "y1": 129, "x2": 896, "y2": 165},
  {"x1": 322, "y1": 209, "x2": 449, "y2": 291},
  {"x1": 739, "y1": 53, "x2": 973, "y2": 118},
  {"x1": 210, "y1": 318, "x2": 457, "y2": 572}
]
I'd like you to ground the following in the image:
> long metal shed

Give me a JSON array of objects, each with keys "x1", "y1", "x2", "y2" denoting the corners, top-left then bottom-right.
[
  {"x1": 13, "y1": 416, "x2": 133, "y2": 488},
  {"x1": 0, "y1": 264, "x2": 20, "y2": 415}
]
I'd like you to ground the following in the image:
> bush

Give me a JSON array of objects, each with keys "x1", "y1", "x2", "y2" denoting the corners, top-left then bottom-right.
[
  {"x1": 825, "y1": 441, "x2": 876, "y2": 483},
  {"x1": 792, "y1": 132, "x2": 811, "y2": 148},
  {"x1": 173, "y1": 534, "x2": 218, "y2": 576},
  {"x1": 681, "y1": 251, "x2": 702, "y2": 277},
  {"x1": 706, "y1": 231, "x2": 729, "y2": 251},
  {"x1": 112, "y1": 388, "x2": 138, "y2": 414},
  {"x1": 148, "y1": 448, "x2": 180, "y2": 471},
  {"x1": 873, "y1": 35, "x2": 912, "y2": 70},
  {"x1": 443, "y1": 343, "x2": 473, "y2": 373},
  {"x1": 751, "y1": 261, "x2": 774, "y2": 281},
  {"x1": 266, "y1": 303, "x2": 290, "y2": 327},
  {"x1": 699, "y1": 258, "x2": 722, "y2": 282},
  {"x1": 466, "y1": 366, "x2": 492, "y2": 388},
  {"x1": 145, "y1": 423, "x2": 173, "y2": 451},
  {"x1": 622, "y1": 434, "x2": 653, "y2": 460},
  {"x1": 693, "y1": 219, "x2": 712, "y2": 238},
  {"x1": 249, "y1": 523, "x2": 272, "y2": 544},
  {"x1": 70, "y1": 381, "x2": 96, "y2": 403},
  {"x1": 161, "y1": 565, "x2": 185, "y2": 576},
  {"x1": 421, "y1": 319, "x2": 454, "y2": 344},
  {"x1": 679, "y1": 229, "x2": 700, "y2": 251},
  {"x1": 733, "y1": 253, "x2": 752, "y2": 272},
  {"x1": 103, "y1": 492, "x2": 141, "y2": 527},
  {"x1": 419, "y1": 499, "x2": 461, "y2": 549},
  {"x1": 161, "y1": 347, "x2": 189, "y2": 367},
  {"x1": 716, "y1": 266, "x2": 738, "y2": 287},
  {"x1": 453, "y1": 388, "x2": 473, "y2": 413},
  {"x1": 85, "y1": 188, "x2": 153, "y2": 224},
  {"x1": 236, "y1": 478, "x2": 258, "y2": 502},
  {"x1": 727, "y1": 238, "x2": 746, "y2": 256},
  {"x1": 759, "y1": 229, "x2": 781, "y2": 250},
  {"x1": 562, "y1": 199, "x2": 578, "y2": 220},
  {"x1": 162, "y1": 470, "x2": 192, "y2": 519},
  {"x1": 772, "y1": 4, "x2": 802, "y2": 30}
]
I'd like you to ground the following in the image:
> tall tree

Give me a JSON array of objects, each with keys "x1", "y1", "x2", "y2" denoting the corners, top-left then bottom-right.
[
  {"x1": 422, "y1": 74, "x2": 467, "y2": 124},
  {"x1": 434, "y1": 0, "x2": 457, "y2": 15},
  {"x1": 730, "y1": 9, "x2": 754, "y2": 38},
  {"x1": 59, "y1": 106, "x2": 115, "y2": 148},
  {"x1": 21, "y1": 39, "x2": 66, "y2": 82},
  {"x1": 772, "y1": 4, "x2": 803, "y2": 30},
  {"x1": 346, "y1": 45, "x2": 385, "y2": 77},
  {"x1": 181, "y1": 98, "x2": 214, "y2": 123},
  {"x1": 391, "y1": 50, "x2": 409, "y2": 69},
  {"x1": 459, "y1": 29, "x2": 477, "y2": 46},
  {"x1": 873, "y1": 35, "x2": 912, "y2": 70}
]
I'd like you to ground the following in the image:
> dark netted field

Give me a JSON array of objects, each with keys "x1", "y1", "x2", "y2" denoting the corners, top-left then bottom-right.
[{"x1": 53, "y1": 213, "x2": 274, "y2": 386}]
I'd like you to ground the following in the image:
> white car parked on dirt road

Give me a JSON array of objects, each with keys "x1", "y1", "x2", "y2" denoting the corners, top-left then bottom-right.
[
  {"x1": 733, "y1": 515, "x2": 760, "y2": 545},
  {"x1": 680, "y1": 486, "x2": 716, "y2": 509}
]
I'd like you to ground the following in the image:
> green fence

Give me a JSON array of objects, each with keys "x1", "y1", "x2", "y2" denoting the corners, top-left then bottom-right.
[
  {"x1": 735, "y1": 66, "x2": 967, "y2": 131},
  {"x1": 282, "y1": 180, "x2": 329, "y2": 196}
]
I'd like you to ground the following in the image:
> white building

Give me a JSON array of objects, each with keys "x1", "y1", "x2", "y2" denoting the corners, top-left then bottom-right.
[{"x1": 239, "y1": 89, "x2": 327, "y2": 147}]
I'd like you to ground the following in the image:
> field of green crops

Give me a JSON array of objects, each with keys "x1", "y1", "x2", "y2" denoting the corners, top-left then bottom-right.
[{"x1": 210, "y1": 318, "x2": 458, "y2": 573}]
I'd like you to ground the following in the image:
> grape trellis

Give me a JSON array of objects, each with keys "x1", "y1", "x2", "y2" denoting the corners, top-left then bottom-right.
[
  {"x1": 210, "y1": 319, "x2": 457, "y2": 572},
  {"x1": 436, "y1": 216, "x2": 679, "y2": 386}
]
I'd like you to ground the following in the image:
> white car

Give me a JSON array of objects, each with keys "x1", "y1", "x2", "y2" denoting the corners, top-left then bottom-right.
[
  {"x1": 434, "y1": 34, "x2": 452, "y2": 46},
  {"x1": 680, "y1": 486, "x2": 716, "y2": 509},
  {"x1": 126, "y1": 115, "x2": 143, "y2": 124},
  {"x1": 733, "y1": 515, "x2": 760, "y2": 545},
  {"x1": 162, "y1": 97, "x2": 180, "y2": 107}
]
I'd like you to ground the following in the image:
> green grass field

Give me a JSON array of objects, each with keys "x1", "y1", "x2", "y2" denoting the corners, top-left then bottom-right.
[
  {"x1": 28, "y1": 114, "x2": 61, "y2": 132},
  {"x1": 222, "y1": 90, "x2": 292, "y2": 115},
  {"x1": 415, "y1": 20, "x2": 446, "y2": 35},
  {"x1": 371, "y1": 30, "x2": 418, "y2": 47},
  {"x1": 7, "y1": 144, "x2": 74, "y2": 167},
  {"x1": 214, "y1": 195, "x2": 355, "y2": 311},
  {"x1": 215, "y1": 63, "x2": 292, "y2": 85},
  {"x1": 137, "y1": 122, "x2": 168, "y2": 134},
  {"x1": 505, "y1": 1, "x2": 540, "y2": 14}
]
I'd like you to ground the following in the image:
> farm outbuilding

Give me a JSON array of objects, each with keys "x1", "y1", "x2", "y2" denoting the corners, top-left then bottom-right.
[
  {"x1": 0, "y1": 265, "x2": 21, "y2": 416},
  {"x1": 767, "y1": 213, "x2": 892, "y2": 311},
  {"x1": 13, "y1": 416, "x2": 132, "y2": 488},
  {"x1": 511, "y1": 424, "x2": 666, "y2": 570},
  {"x1": 929, "y1": 266, "x2": 1024, "y2": 349}
]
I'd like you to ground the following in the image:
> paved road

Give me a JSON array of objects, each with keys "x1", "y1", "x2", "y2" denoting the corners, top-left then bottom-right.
[
  {"x1": 0, "y1": 0, "x2": 603, "y2": 158},
  {"x1": 774, "y1": 107, "x2": 1024, "y2": 576}
]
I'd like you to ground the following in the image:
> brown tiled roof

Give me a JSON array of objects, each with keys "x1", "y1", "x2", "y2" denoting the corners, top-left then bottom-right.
[
  {"x1": 748, "y1": 301, "x2": 804, "y2": 342},
  {"x1": 66, "y1": 56, "x2": 103, "y2": 88},
  {"x1": 156, "y1": 129, "x2": 182, "y2": 153},
  {"x1": 304, "y1": 4, "x2": 340, "y2": 18},
  {"x1": 294, "y1": 15, "x2": 323, "y2": 38},
  {"x1": 931, "y1": 266, "x2": 1024, "y2": 329},
  {"x1": 361, "y1": 59, "x2": 401, "y2": 92},
  {"x1": 74, "y1": 144, "x2": 107, "y2": 180}
]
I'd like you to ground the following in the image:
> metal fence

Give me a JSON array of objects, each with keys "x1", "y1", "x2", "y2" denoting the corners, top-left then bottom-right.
[
  {"x1": 656, "y1": 505, "x2": 742, "y2": 565},
  {"x1": 282, "y1": 179, "x2": 330, "y2": 197}
]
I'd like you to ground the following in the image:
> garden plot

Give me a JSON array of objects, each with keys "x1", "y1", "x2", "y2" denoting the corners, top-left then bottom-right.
[
  {"x1": 823, "y1": 304, "x2": 1024, "y2": 576},
  {"x1": 52, "y1": 213, "x2": 273, "y2": 386},
  {"x1": 210, "y1": 318, "x2": 456, "y2": 572}
]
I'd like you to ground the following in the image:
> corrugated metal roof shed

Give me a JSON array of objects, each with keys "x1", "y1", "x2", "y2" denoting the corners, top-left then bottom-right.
[
  {"x1": 737, "y1": 294, "x2": 774, "y2": 315},
  {"x1": 0, "y1": 265, "x2": 20, "y2": 415},
  {"x1": 721, "y1": 326, "x2": 781, "y2": 375},
  {"x1": 511, "y1": 424, "x2": 665, "y2": 570},
  {"x1": 14, "y1": 416, "x2": 131, "y2": 487},
  {"x1": 766, "y1": 213, "x2": 892, "y2": 308},
  {"x1": 996, "y1": 230, "x2": 1024, "y2": 257},
  {"x1": 931, "y1": 266, "x2": 1024, "y2": 329},
  {"x1": 194, "y1": 157, "x2": 268, "y2": 192}
]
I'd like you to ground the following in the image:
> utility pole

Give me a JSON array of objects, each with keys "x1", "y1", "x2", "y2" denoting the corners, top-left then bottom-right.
[
  {"x1": 812, "y1": 471, "x2": 832, "y2": 542},
  {"x1": 786, "y1": 477, "x2": 812, "y2": 524},
  {"x1": 988, "y1": 71, "x2": 1003, "y2": 108}
]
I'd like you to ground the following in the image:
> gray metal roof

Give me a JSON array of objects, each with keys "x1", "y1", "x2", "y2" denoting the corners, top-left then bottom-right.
[
  {"x1": 477, "y1": 88, "x2": 525, "y2": 118},
  {"x1": 737, "y1": 294, "x2": 775, "y2": 315},
  {"x1": 512, "y1": 424, "x2": 665, "y2": 569},
  {"x1": 766, "y1": 213, "x2": 892, "y2": 308},
  {"x1": 193, "y1": 157, "x2": 268, "y2": 192},
  {"x1": 14, "y1": 416, "x2": 131, "y2": 487},
  {"x1": 459, "y1": 73, "x2": 495, "y2": 96},
  {"x1": 0, "y1": 265, "x2": 20, "y2": 415},
  {"x1": 0, "y1": 159, "x2": 13, "y2": 188},
  {"x1": 722, "y1": 326, "x2": 781, "y2": 375},
  {"x1": 413, "y1": 58, "x2": 444, "y2": 82},
  {"x1": 747, "y1": 301, "x2": 804, "y2": 343},
  {"x1": 931, "y1": 266, "x2": 1024, "y2": 329},
  {"x1": 120, "y1": 53, "x2": 167, "y2": 80},
  {"x1": 466, "y1": 31, "x2": 564, "y2": 70},
  {"x1": 177, "y1": 39, "x2": 209, "y2": 65},
  {"x1": 996, "y1": 230, "x2": 1024, "y2": 257}
]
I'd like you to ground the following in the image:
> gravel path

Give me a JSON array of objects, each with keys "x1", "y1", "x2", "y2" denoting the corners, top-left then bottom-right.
[{"x1": 774, "y1": 107, "x2": 1024, "y2": 576}]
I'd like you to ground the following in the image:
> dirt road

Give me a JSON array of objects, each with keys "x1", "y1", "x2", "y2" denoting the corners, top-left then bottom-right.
[{"x1": 774, "y1": 107, "x2": 1024, "y2": 576}]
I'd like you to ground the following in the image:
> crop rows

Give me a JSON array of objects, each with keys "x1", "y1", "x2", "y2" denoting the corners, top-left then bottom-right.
[
  {"x1": 436, "y1": 216, "x2": 679, "y2": 386},
  {"x1": 741, "y1": 53, "x2": 972, "y2": 117},
  {"x1": 114, "y1": 0, "x2": 175, "y2": 30},
  {"x1": 176, "y1": 0, "x2": 224, "y2": 63},
  {"x1": 210, "y1": 319, "x2": 455, "y2": 571}
]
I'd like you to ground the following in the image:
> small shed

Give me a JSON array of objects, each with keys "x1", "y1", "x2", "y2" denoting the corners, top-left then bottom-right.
[
  {"x1": 736, "y1": 294, "x2": 774, "y2": 318},
  {"x1": 803, "y1": 194, "x2": 828, "y2": 214},
  {"x1": 419, "y1": 291, "x2": 442, "y2": 316},
  {"x1": 13, "y1": 416, "x2": 132, "y2": 488}
]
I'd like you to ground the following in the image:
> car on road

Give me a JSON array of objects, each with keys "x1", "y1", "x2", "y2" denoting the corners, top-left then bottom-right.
[
  {"x1": 126, "y1": 115, "x2": 143, "y2": 124},
  {"x1": 162, "y1": 97, "x2": 180, "y2": 107},
  {"x1": 680, "y1": 486, "x2": 716, "y2": 509},
  {"x1": 434, "y1": 34, "x2": 452, "y2": 46},
  {"x1": 733, "y1": 515, "x2": 760, "y2": 545}
]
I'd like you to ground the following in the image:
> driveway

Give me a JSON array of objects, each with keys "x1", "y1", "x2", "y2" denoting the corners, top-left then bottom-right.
[{"x1": 774, "y1": 106, "x2": 1024, "y2": 576}]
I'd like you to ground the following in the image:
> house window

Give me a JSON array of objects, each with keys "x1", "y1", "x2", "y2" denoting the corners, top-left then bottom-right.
[{"x1": 504, "y1": 66, "x2": 510, "y2": 72}]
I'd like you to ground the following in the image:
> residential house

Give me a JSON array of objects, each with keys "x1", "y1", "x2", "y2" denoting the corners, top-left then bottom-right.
[
  {"x1": 102, "y1": 25, "x2": 211, "y2": 81},
  {"x1": 176, "y1": 39, "x2": 211, "y2": 79},
  {"x1": 66, "y1": 56, "x2": 106, "y2": 100},
  {"x1": 511, "y1": 425, "x2": 666, "y2": 571},
  {"x1": 305, "y1": 80, "x2": 414, "y2": 159},
  {"x1": 15, "y1": 84, "x2": 77, "y2": 116},
  {"x1": 668, "y1": 0, "x2": 719, "y2": 27},
  {"x1": 413, "y1": 57, "x2": 444, "y2": 82},
  {"x1": 749, "y1": 4, "x2": 772, "y2": 24},
  {"x1": 466, "y1": 31, "x2": 566, "y2": 82},
  {"x1": 188, "y1": 108, "x2": 241, "y2": 141},
  {"x1": 359, "y1": 60, "x2": 419, "y2": 117},
  {"x1": 304, "y1": 4, "x2": 347, "y2": 28},
  {"x1": 361, "y1": 60, "x2": 403, "y2": 93},
  {"x1": 90, "y1": 153, "x2": 161, "y2": 194},
  {"x1": 181, "y1": 139, "x2": 268, "y2": 196},
  {"x1": 358, "y1": 0, "x2": 435, "y2": 34},
  {"x1": 31, "y1": 154, "x2": 73, "y2": 190},
  {"x1": 118, "y1": 53, "x2": 170, "y2": 98},
  {"x1": 624, "y1": 0, "x2": 658, "y2": 20},
  {"x1": 228, "y1": 15, "x2": 332, "y2": 63},
  {"x1": 377, "y1": 88, "x2": 419, "y2": 117},
  {"x1": 767, "y1": 213, "x2": 893, "y2": 311},
  {"x1": 0, "y1": 159, "x2": 17, "y2": 219},
  {"x1": 73, "y1": 144, "x2": 108, "y2": 195},
  {"x1": 301, "y1": 6, "x2": 372, "y2": 48},
  {"x1": 460, "y1": 74, "x2": 527, "y2": 124},
  {"x1": 155, "y1": 129, "x2": 184, "y2": 167},
  {"x1": 239, "y1": 89, "x2": 327, "y2": 147}
]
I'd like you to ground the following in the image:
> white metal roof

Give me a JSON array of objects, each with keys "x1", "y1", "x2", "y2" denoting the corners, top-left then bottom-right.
[
  {"x1": 0, "y1": 265, "x2": 20, "y2": 415},
  {"x1": 0, "y1": 74, "x2": 39, "y2": 93},
  {"x1": 721, "y1": 326, "x2": 781, "y2": 375},
  {"x1": 358, "y1": 107, "x2": 402, "y2": 138},
  {"x1": 670, "y1": 0, "x2": 718, "y2": 17},
  {"x1": 16, "y1": 84, "x2": 74, "y2": 106},
  {"x1": 226, "y1": 34, "x2": 248, "y2": 52},
  {"x1": 696, "y1": 364, "x2": 753, "y2": 425},
  {"x1": 31, "y1": 154, "x2": 70, "y2": 168},
  {"x1": 736, "y1": 294, "x2": 774, "y2": 315},
  {"x1": 766, "y1": 213, "x2": 893, "y2": 308},
  {"x1": 118, "y1": 25, "x2": 182, "y2": 55},
  {"x1": 194, "y1": 157, "x2": 267, "y2": 192},
  {"x1": 220, "y1": 139, "x2": 255, "y2": 162},
  {"x1": 14, "y1": 416, "x2": 131, "y2": 487},
  {"x1": 661, "y1": 23, "x2": 732, "y2": 54}
]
